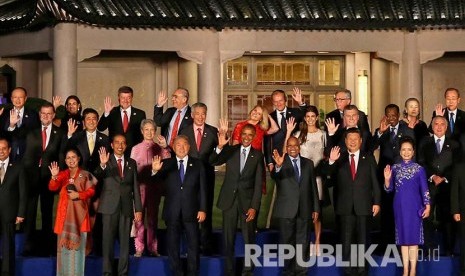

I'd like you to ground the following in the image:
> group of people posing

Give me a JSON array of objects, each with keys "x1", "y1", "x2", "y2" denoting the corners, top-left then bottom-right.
[{"x1": 1, "y1": 84, "x2": 465, "y2": 276}]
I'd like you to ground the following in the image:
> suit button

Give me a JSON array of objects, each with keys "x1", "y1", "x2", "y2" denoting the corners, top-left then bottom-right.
[
  {"x1": 233, "y1": 190, "x2": 236, "y2": 194},
  {"x1": 181, "y1": 187, "x2": 183, "y2": 190}
]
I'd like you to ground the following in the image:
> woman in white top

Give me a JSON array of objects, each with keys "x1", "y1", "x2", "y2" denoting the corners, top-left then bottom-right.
[{"x1": 284, "y1": 105, "x2": 326, "y2": 256}]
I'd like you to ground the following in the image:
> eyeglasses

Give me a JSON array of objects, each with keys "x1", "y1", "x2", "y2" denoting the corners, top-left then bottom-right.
[{"x1": 334, "y1": 98, "x2": 350, "y2": 102}]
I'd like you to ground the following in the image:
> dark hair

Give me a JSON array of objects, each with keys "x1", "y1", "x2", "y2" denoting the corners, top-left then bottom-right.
[
  {"x1": 399, "y1": 136, "x2": 415, "y2": 151},
  {"x1": 445, "y1": 87, "x2": 460, "y2": 98},
  {"x1": 343, "y1": 104, "x2": 359, "y2": 114},
  {"x1": 0, "y1": 138, "x2": 10, "y2": 148},
  {"x1": 242, "y1": 123, "x2": 256, "y2": 135},
  {"x1": 403, "y1": 97, "x2": 421, "y2": 119},
  {"x1": 343, "y1": 127, "x2": 361, "y2": 139},
  {"x1": 118, "y1": 86, "x2": 134, "y2": 96},
  {"x1": 271, "y1": 89, "x2": 286, "y2": 98},
  {"x1": 298, "y1": 105, "x2": 320, "y2": 145},
  {"x1": 65, "y1": 148, "x2": 82, "y2": 166},
  {"x1": 385, "y1": 104, "x2": 400, "y2": 114},
  {"x1": 111, "y1": 134, "x2": 126, "y2": 143},
  {"x1": 82, "y1": 108, "x2": 99, "y2": 121},
  {"x1": 65, "y1": 95, "x2": 82, "y2": 114},
  {"x1": 40, "y1": 102, "x2": 55, "y2": 113}
]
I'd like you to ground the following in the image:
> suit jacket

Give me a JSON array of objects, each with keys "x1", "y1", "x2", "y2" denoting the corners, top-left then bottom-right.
[
  {"x1": 372, "y1": 121, "x2": 416, "y2": 173},
  {"x1": 210, "y1": 144, "x2": 263, "y2": 212},
  {"x1": 418, "y1": 136, "x2": 460, "y2": 183},
  {"x1": 155, "y1": 157, "x2": 207, "y2": 222},
  {"x1": 0, "y1": 162, "x2": 26, "y2": 222},
  {"x1": 324, "y1": 151, "x2": 381, "y2": 216},
  {"x1": 97, "y1": 106, "x2": 146, "y2": 149},
  {"x1": 451, "y1": 163, "x2": 465, "y2": 216},
  {"x1": 324, "y1": 108, "x2": 371, "y2": 135},
  {"x1": 0, "y1": 106, "x2": 40, "y2": 162},
  {"x1": 23, "y1": 125, "x2": 66, "y2": 178},
  {"x1": 264, "y1": 106, "x2": 306, "y2": 164},
  {"x1": 94, "y1": 156, "x2": 142, "y2": 217},
  {"x1": 271, "y1": 155, "x2": 320, "y2": 219},
  {"x1": 66, "y1": 130, "x2": 111, "y2": 173},
  {"x1": 429, "y1": 108, "x2": 465, "y2": 141},
  {"x1": 153, "y1": 105, "x2": 192, "y2": 139},
  {"x1": 179, "y1": 123, "x2": 218, "y2": 165}
]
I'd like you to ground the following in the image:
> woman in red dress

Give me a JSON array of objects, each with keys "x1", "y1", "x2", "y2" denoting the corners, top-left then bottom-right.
[{"x1": 232, "y1": 105, "x2": 278, "y2": 194}]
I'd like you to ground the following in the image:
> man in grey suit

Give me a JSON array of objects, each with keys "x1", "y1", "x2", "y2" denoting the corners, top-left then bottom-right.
[
  {"x1": 94, "y1": 134, "x2": 142, "y2": 276},
  {"x1": 271, "y1": 136, "x2": 320, "y2": 275},
  {"x1": 210, "y1": 123, "x2": 263, "y2": 276}
]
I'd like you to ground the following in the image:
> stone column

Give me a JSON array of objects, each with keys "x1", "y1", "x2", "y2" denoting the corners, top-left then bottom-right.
[
  {"x1": 400, "y1": 32, "x2": 422, "y2": 100},
  {"x1": 53, "y1": 23, "x2": 77, "y2": 98}
]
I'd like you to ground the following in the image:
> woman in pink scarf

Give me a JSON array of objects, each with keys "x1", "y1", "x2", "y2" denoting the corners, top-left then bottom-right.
[{"x1": 130, "y1": 119, "x2": 171, "y2": 257}]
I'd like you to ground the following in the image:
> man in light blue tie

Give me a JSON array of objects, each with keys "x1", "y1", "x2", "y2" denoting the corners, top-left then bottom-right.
[
  {"x1": 429, "y1": 87, "x2": 465, "y2": 142},
  {"x1": 210, "y1": 123, "x2": 264, "y2": 276}
]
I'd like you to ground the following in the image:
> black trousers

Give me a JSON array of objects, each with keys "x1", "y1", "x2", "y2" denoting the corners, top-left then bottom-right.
[
  {"x1": 200, "y1": 167, "x2": 215, "y2": 253},
  {"x1": 340, "y1": 214, "x2": 369, "y2": 276},
  {"x1": 101, "y1": 210, "x2": 131, "y2": 276},
  {"x1": 222, "y1": 199, "x2": 256, "y2": 276},
  {"x1": 278, "y1": 217, "x2": 311, "y2": 276},
  {"x1": 166, "y1": 218, "x2": 200, "y2": 276},
  {"x1": 0, "y1": 221, "x2": 16, "y2": 275}
]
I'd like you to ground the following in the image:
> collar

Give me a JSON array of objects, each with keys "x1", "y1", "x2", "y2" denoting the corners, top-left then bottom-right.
[
  {"x1": 0, "y1": 157, "x2": 9, "y2": 166},
  {"x1": 276, "y1": 107, "x2": 288, "y2": 115},
  {"x1": 178, "y1": 105, "x2": 188, "y2": 113},
  {"x1": 433, "y1": 135, "x2": 445, "y2": 141},
  {"x1": 120, "y1": 106, "x2": 132, "y2": 114},
  {"x1": 348, "y1": 150, "x2": 360, "y2": 157},
  {"x1": 176, "y1": 155, "x2": 188, "y2": 163},
  {"x1": 448, "y1": 108, "x2": 457, "y2": 114},
  {"x1": 390, "y1": 122, "x2": 400, "y2": 130},
  {"x1": 114, "y1": 155, "x2": 124, "y2": 163}
]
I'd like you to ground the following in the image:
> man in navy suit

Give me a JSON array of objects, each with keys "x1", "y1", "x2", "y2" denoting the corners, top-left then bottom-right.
[
  {"x1": 324, "y1": 89, "x2": 370, "y2": 135},
  {"x1": 419, "y1": 116, "x2": 460, "y2": 256},
  {"x1": 210, "y1": 123, "x2": 263, "y2": 276},
  {"x1": 264, "y1": 88, "x2": 307, "y2": 172},
  {"x1": 0, "y1": 138, "x2": 26, "y2": 275},
  {"x1": 325, "y1": 128, "x2": 381, "y2": 276},
  {"x1": 97, "y1": 86, "x2": 146, "y2": 154},
  {"x1": 429, "y1": 87, "x2": 465, "y2": 142},
  {"x1": 154, "y1": 88, "x2": 192, "y2": 147},
  {"x1": 95, "y1": 134, "x2": 142, "y2": 276},
  {"x1": 179, "y1": 102, "x2": 218, "y2": 255},
  {"x1": 22, "y1": 102, "x2": 65, "y2": 256},
  {"x1": 0, "y1": 87, "x2": 40, "y2": 161},
  {"x1": 151, "y1": 135, "x2": 206, "y2": 276},
  {"x1": 271, "y1": 137, "x2": 320, "y2": 275},
  {"x1": 372, "y1": 104, "x2": 415, "y2": 247}
]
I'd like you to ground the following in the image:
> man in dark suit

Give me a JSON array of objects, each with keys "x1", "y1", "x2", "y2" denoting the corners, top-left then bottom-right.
[
  {"x1": 210, "y1": 123, "x2": 263, "y2": 276},
  {"x1": 66, "y1": 107, "x2": 110, "y2": 255},
  {"x1": 324, "y1": 89, "x2": 370, "y2": 135},
  {"x1": 0, "y1": 138, "x2": 26, "y2": 275},
  {"x1": 372, "y1": 104, "x2": 415, "y2": 247},
  {"x1": 419, "y1": 115, "x2": 460, "y2": 256},
  {"x1": 0, "y1": 87, "x2": 40, "y2": 162},
  {"x1": 22, "y1": 102, "x2": 65, "y2": 256},
  {"x1": 271, "y1": 136, "x2": 320, "y2": 275},
  {"x1": 179, "y1": 102, "x2": 218, "y2": 255},
  {"x1": 97, "y1": 86, "x2": 146, "y2": 154},
  {"x1": 325, "y1": 128, "x2": 381, "y2": 276},
  {"x1": 429, "y1": 87, "x2": 465, "y2": 141},
  {"x1": 151, "y1": 135, "x2": 207, "y2": 276},
  {"x1": 451, "y1": 163, "x2": 465, "y2": 276},
  {"x1": 154, "y1": 88, "x2": 192, "y2": 147},
  {"x1": 95, "y1": 134, "x2": 142, "y2": 276},
  {"x1": 325, "y1": 104, "x2": 372, "y2": 155}
]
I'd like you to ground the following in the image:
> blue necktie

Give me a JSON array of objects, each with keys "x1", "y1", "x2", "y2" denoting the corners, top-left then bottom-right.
[
  {"x1": 240, "y1": 148, "x2": 246, "y2": 173},
  {"x1": 179, "y1": 160, "x2": 185, "y2": 183},
  {"x1": 292, "y1": 158, "x2": 299, "y2": 182},
  {"x1": 390, "y1": 127, "x2": 396, "y2": 141},
  {"x1": 450, "y1": 113, "x2": 455, "y2": 133},
  {"x1": 436, "y1": 139, "x2": 441, "y2": 154}
]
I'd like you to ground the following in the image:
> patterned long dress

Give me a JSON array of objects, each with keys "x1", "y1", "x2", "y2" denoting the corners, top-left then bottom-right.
[{"x1": 385, "y1": 161, "x2": 430, "y2": 245}]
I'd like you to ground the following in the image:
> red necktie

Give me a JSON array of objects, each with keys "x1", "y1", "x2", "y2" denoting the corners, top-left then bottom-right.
[
  {"x1": 196, "y1": 127, "x2": 202, "y2": 151},
  {"x1": 123, "y1": 110, "x2": 129, "y2": 133},
  {"x1": 42, "y1": 126, "x2": 48, "y2": 151},
  {"x1": 117, "y1": 158, "x2": 123, "y2": 178},
  {"x1": 169, "y1": 110, "x2": 182, "y2": 147},
  {"x1": 350, "y1": 153, "x2": 356, "y2": 180}
]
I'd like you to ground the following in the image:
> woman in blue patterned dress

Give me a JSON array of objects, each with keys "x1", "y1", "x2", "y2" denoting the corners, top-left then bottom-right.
[{"x1": 384, "y1": 136, "x2": 430, "y2": 276}]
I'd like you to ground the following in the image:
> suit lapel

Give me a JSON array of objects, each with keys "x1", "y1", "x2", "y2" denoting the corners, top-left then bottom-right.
[
  {"x1": 242, "y1": 148, "x2": 256, "y2": 175},
  {"x1": 45, "y1": 126, "x2": 57, "y2": 151},
  {"x1": 0, "y1": 163, "x2": 13, "y2": 186}
]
